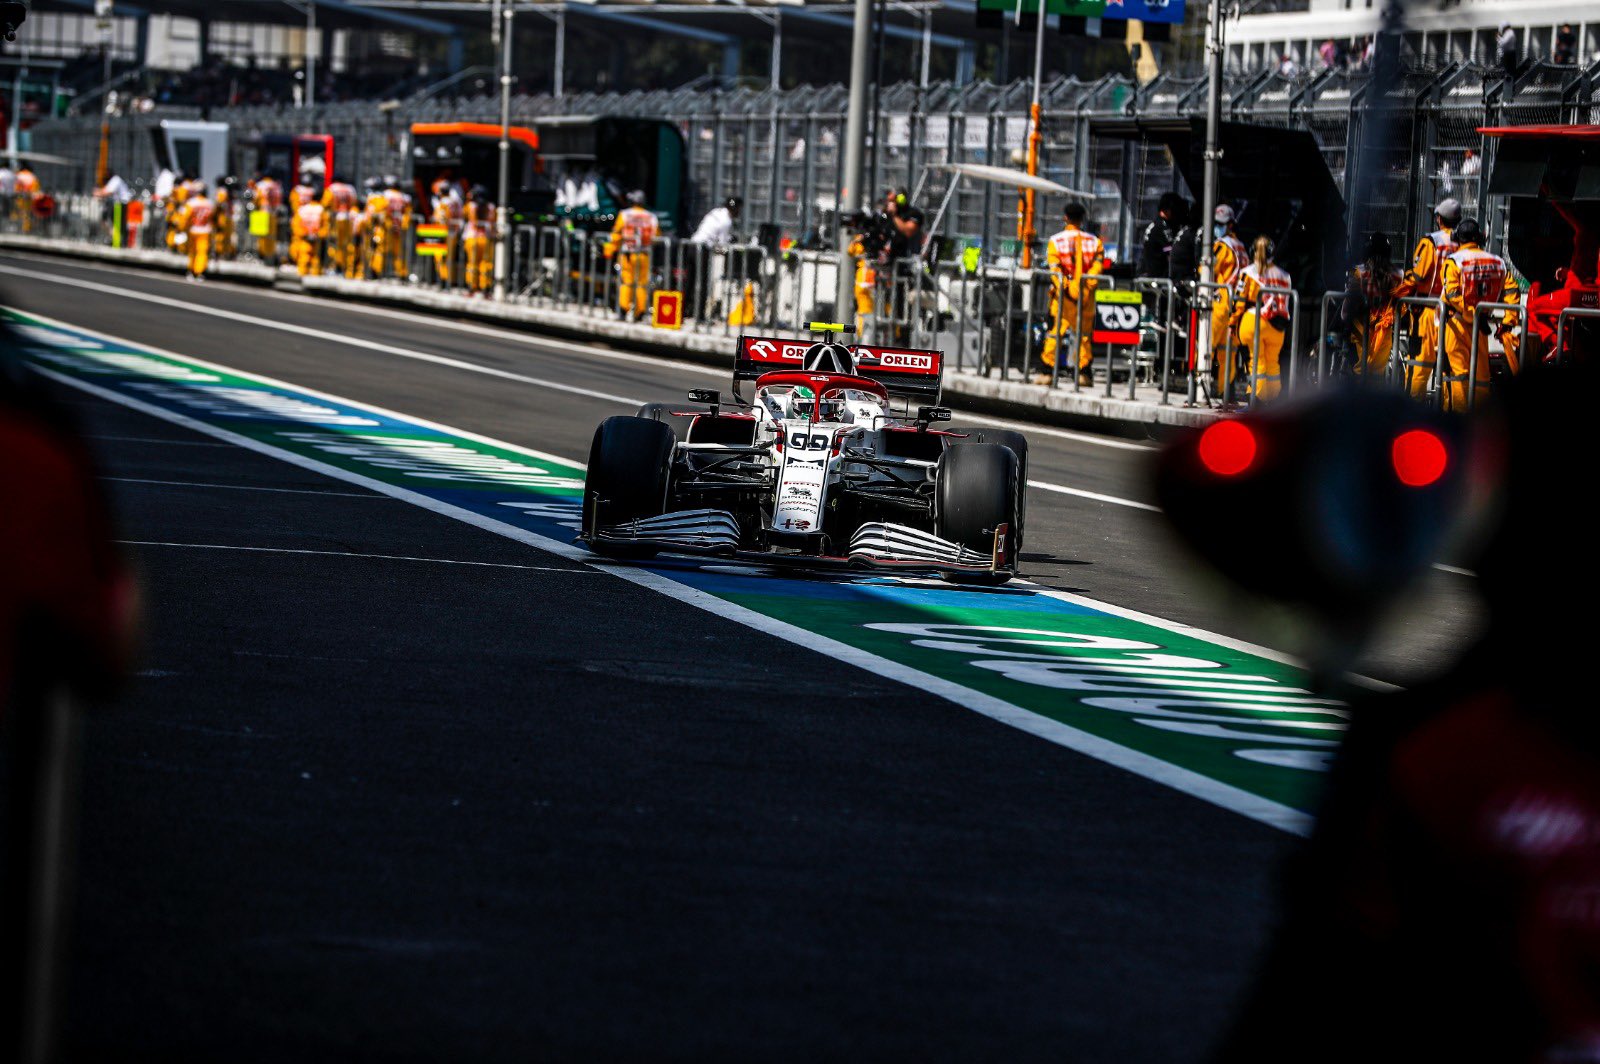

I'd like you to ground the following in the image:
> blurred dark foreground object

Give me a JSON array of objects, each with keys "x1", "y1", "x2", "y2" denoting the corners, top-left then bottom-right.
[
  {"x1": 1172, "y1": 363, "x2": 1600, "y2": 1062},
  {"x1": 1, "y1": 3, "x2": 26, "y2": 42},
  {"x1": 0, "y1": 318, "x2": 135, "y2": 1063},
  {"x1": 1152, "y1": 386, "x2": 1478, "y2": 683}
]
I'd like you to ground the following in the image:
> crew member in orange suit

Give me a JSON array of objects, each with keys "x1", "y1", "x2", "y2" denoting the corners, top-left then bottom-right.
[
  {"x1": 603, "y1": 190, "x2": 659, "y2": 320},
  {"x1": 294, "y1": 196, "x2": 328, "y2": 277},
  {"x1": 322, "y1": 174, "x2": 359, "y2": 278},
  {"x1": 1398, "y1": 198, "x2": 1462, "y2": 397},
  {"x1": 1039, "y1": 202, "x2": 1107, "y2": 386},
  {"x1": 175, "y1": 182, "x2": 216, "y2": 280},
  {"x1": 1208, "y1": 203, "x2": 1250, "y2": 398},
  {"x1": 1438, "y1": 217, "x2": 1520, "y2": 411},
  {"x1": 462, "y1": 185, "x2": 497, "y2": 294}
]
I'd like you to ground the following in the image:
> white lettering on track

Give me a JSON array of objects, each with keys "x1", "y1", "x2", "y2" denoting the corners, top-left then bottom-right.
[
  {"x1": 129, "y1": 383, "x2": 381, "y2": 426},
  {"x1": 276, "y1": 432, "x2": 585, "y2": 490},
  {"x1": 31, "y1": 348, "x2": 220, "y2": 382}
]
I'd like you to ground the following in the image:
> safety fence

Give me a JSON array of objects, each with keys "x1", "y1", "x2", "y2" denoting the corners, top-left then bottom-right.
[
  {"x1": 26, "y1": 56, "x2": 1600, "y2": 265},
  {"x1": 5, "y1": 191, "x2": 1536, "y2": 414}
]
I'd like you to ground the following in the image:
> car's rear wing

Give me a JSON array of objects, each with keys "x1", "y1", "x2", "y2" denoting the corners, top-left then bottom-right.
[{"x1": 734, "y1": 335, "x2": 943, "y2": 403}]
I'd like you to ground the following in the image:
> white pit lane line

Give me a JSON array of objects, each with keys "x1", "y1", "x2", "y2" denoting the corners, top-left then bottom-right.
[
  {"x1": 0, "y1": 255, "x2": 1155, "y2": 453},
  {"x1": 117, "y1": 541, "x2": 597, "y2": 574},
  {"x1": 104, "y1": 476, "x2": 388, "y2": 500},
  {"x1": 87, "y1": 433, "x2": 236, "y2": 447},
  {"x1": 1028, "y1": 481, "x2": 1162, "y2": 512},
  {"x1": 0, "y1": 263, "x2": 646, "y2": 408},
  {"x1": 16, "y1": 307, "x2": 1331, "y2": 835},
  {"x1": 7, "y1": 262, "x2": 1156, "y2": 513},
  {"x1": 6, "y1": 261, "x2": 1475, "y2": 579}
]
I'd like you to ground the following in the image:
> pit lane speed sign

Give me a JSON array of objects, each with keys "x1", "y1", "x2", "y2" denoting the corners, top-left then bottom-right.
[{"x1": 1092, "y1": 290, "x2": 1144, "y2": 345}]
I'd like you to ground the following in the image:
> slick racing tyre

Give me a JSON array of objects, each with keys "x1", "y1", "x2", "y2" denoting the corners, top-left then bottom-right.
[
  {"x1": 935, "y1": 442, "x2": 1020, "y2": 585},
  {"x1": 583, "y1": 415, "x2": 675, "y2": 558},
  {"x1": 958, "y1": 427, "x2": 1029, "y2": 551}
]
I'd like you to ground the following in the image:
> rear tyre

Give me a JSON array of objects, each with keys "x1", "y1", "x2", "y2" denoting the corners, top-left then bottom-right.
[
  {"x1": 960, "y1": 427, "x2": 1029, "y2": 551},
  {"x1": 583, "y1": 415, "x2": 676, "y2": 558},
  {"x1": 935, "y1": 443, "x2": 1020, "y2": 585}
]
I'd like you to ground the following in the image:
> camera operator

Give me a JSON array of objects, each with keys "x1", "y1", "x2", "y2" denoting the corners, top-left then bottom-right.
[
  {"x1": 893, "y1": 202, "x2": 925, "y2": 258},
  {"x1": 844, "y1": 189, "x2": 907, "y2": 261},
  {"x1": 844, "y1": 190, "x2": 924, "y2": 339},
  {"x1": 886, "y1": 204, "x2": 927, "y2": 343}
]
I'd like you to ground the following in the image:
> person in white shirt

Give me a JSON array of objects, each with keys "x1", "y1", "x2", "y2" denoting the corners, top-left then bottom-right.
[
  {"x1": 95, "y1": 171, "x2": 133, "y2": 243},
  {"x1": 96, "y1": 172, "x2": 131, "y2": 203},
  {"x1": 690, "y1": 197, "x2": 742, "y2": 246},
  {"x1": 686, "y1": 197, "x2": 742, "y2": 322}
]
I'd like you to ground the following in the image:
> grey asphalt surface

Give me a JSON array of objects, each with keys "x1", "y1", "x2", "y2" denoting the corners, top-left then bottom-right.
[
  {"x1": 1, "y1": 254, "x2": 1485, "y2": 1060},
  {"x1": 0, "y1": 252, "x2": 1485, "y2": 686}
]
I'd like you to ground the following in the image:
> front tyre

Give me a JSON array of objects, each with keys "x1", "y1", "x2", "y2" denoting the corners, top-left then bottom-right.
[
  {"x1": 959, "y1": 427, "x2": 1029, "y2": 551},
  {"x1": 583, "y1": 415, "x2": 675, "y2": 558},
  {"x1": 935, "y1": 443, "x2": 1020, "y2": 585}
]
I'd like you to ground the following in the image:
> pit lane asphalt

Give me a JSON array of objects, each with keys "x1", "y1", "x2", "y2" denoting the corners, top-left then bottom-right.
[
  {"x1": 0, "y1": 252, "x2": 1485, "y2": 686},
  {"x1": 3, "y1": 257, "x2": 1483, "y2": 1059},
  {"x1": 38, "y1": 364, "x2": 1279, "y2": 1063}
]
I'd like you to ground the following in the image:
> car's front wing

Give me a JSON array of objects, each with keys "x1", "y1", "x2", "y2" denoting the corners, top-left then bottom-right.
[{"x1": 584, "y1": 509, "x2": 1013, "y2": 578}]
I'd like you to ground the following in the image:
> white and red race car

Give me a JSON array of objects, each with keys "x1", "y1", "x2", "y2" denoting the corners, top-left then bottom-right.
[{"x1": 579, "y1": 326, "x2": 1028, "y2": 583}]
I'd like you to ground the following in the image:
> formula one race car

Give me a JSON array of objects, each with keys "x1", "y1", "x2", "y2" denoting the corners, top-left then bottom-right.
[{"x1": 579, "y1": 324, "x2": 1028, "y2": 583}]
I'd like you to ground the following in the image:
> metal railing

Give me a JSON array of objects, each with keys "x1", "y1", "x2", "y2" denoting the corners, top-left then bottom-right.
[
  {"x1": 1390, "y1": 295, "x2": 1451, "y2": 401},
  {"x1": 1243, "y1": 285, "x2": 1300, "y2": 406},
  {"x1": 1316, "y1": 290, "x2": 1345, "y2": 382},
  {"x1": 1459, "y1": 300, "x2": 1524, "y2": 411},
  {"x1": 1134, "y1": 277, "x2": 1178, "y2": 405},
  {"x1": 1191, "y1": 281, "x2": 1238, "y2": 407},
  {"x1": 1555, "y1": 306, "x2": 1600, "y2": 365},
  {"x1": 13, "y1": 203, "x2": 1562, "y2": 414}
]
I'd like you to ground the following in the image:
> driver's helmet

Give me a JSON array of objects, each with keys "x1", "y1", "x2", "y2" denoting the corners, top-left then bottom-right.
[
  {"x1": 789, "y1": 385, "x2": 847, "y2": 422},
  {"x1": 789, "y1": 385, "x2": 817, "y2": 420}
]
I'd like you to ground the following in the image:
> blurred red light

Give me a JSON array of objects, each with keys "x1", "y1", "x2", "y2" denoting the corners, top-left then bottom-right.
[
  {"x1": 1197, "y1": 420, "x2": 1257, "y2": 476},
  {"x1": 1392, "y1": 429, "x2": 1448, "y2": 487}
]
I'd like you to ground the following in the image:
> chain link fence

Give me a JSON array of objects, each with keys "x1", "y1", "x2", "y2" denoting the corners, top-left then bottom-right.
[
  {"x1": 30, "y1": 57, "x2": 1597, "y2": 255},
  {"x1": 12, "y1": 57, "x2": 1597, "y2": 415}
]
